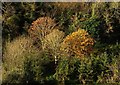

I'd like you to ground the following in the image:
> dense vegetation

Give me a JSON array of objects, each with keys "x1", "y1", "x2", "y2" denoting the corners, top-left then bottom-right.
[{"x1": 2, "y1": 2, "x2": 120, "y2": 85}]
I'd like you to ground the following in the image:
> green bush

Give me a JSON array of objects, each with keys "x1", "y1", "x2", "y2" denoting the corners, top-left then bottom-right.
[
  {"x1": 23, "y1": 50, "x2": 57, "y2": 84},
  {"x1": 53, "y1": 56, "x2": 79, "y2": 85},
  {"x1": 53, "y1": 51, "x2": 120, "y2": 84},
  {"x1": 79, "y1": 16, "x2": 104, "y2": 41}
]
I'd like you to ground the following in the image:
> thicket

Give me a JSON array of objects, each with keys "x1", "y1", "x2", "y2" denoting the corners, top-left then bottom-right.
[{"x1": 2, "y1": 2, "x2": 120, "y2": 85}]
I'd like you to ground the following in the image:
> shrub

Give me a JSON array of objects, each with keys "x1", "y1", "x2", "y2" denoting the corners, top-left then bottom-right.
[
  {"x1": 61, "y1": 29, "x2": 94, "y2": 58},
  {"x1": 43, "y1": 29, "x2": 64, "y2": 51},
  {"x1": 92, "y1": 52, "x2": 120, "y2": 84},
  {"x1": 83, "y1": 2, "x2": 120, "y2": 43},
  {"x1": 77, "y1": 52, "x2": 111, "y2": 84},
  {"x1": 3, "y1": 36, "x2": 35, "y2": 71},
  {"x1": 79, "y1": 16, "x2": 104, "y2": 41},
  {"x1": 22, "y1": 50, "x2": 56, "y2": 84},
  {"x1": 78, "y1": 52, "x2": 120, "y2": 84},
  {"x1": 2, "y1": 36, "x2": 40, "y2": 83},
  {"x1": 2, "y1": 2, "x2": 37, "y2": 41},
  {"x1": 2, "y1": 35, "x2": 58, "y2": 84},
  {"x1": 54, "y1": 51, "x2": 120, "y2": 84},
  {"x1": 43, "y1": 29, "x2": 65, "y2": 63},
  {"x1": 102, "y1": 4, "x2": 120, "y2": 42},
  {"x1": 53, "y1": 56, "x2": 79, "y2": 85},
  {"x1": 28, "y1": 17, "x2": 57, "y2": 41},
  {"x1": 28, "y1": 17, "x2": 60, "y2": 50},
  {"x1": 54, "y1": 59, "x2": 69, "y2": 84}
]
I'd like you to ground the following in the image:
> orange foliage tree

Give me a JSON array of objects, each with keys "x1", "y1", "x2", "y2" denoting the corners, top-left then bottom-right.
[
  {"x1": 61, "y1": 29, "x2": 94, "y2": 58},
  {"x1": 28, "y1": 17, "x2": 59, "y2": 49},
  {"x1": 28, "y1": 17, "x2": 58, "y2": 41}
]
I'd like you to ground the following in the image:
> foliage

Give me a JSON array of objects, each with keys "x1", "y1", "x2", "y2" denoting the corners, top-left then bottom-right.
[
  {"x1": 78, "y1": 52, "x2": 119, "y2": 84},
  {"x1": 53, "y1": 56, "x2": 79, "y2": 84},
  {"x1": 23, "y1": 50, "x2": 56, "y2": 84},
  {"x1": 2, "y1": 2, "x2": 37, "y2": 40},
  {"x1": 28, "y1": 17, "x2": 57, "y2": 39},
  {"x1": 2, "y1": 36, "x2": 57, "y2": 84},
  {"x1": 68, "y1": 12, "x2": 82, "y2": 34},
  {"x1": 90, "y1": 2, "x2": 120, "y2": 42},
  {"x1": 102, "y1": 5, "x2": 120, "y2": 42},
  {"x1": 43, "y1": 29, "x2": 64, "y2": 50},
  {"x1": 54, "y1": 52, "x2": 120, "y2": 84},
  {"x1": 54, "y1": 59, "x2": 69, "y2": 84},
  {"x1": 2, "y1": 36, "x2": 39, "y2": 83},
  {"x1": 61, "y1": 29, "x2": 94, "y2": 57},
  {"x1": 3, "y1": 36, "x2": 35, "y2": 72},
  {"x1": 79, "y1": 16, "x2": 104, "y2": 40},
  {"x1": 43, "y1": 29, "x2": 65, "y2": 64},
  {"x1": 68, "y1": 12, "x2": 104, "y2": 41},
  {"x1": 51, "y1": 2, "x2": 78, "y2": 9},
  {"x1": 2, "y1": 2, "x2": 120, "y2": 85},
  {"x1": 28, "y1": 17, "x2": 60, "y2": 49}
]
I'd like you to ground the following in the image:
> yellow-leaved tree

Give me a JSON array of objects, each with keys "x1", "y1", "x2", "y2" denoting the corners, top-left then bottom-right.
[{"x1": 61, "y1": 29, "x2": 94, "y2": 58}]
